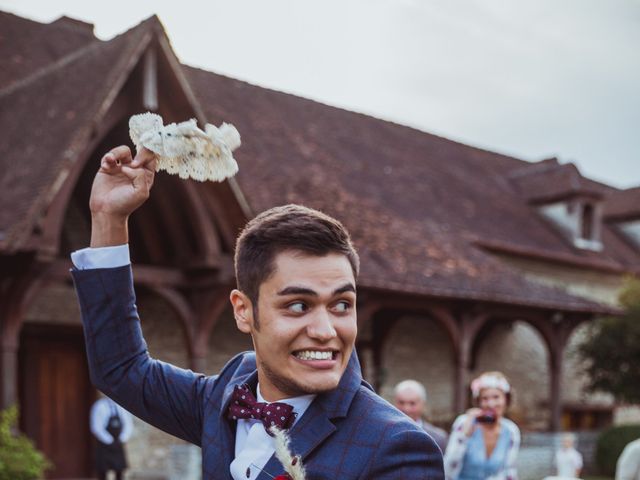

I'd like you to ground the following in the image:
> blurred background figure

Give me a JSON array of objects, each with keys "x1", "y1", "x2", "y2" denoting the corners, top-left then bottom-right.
[
  {"x1": 555, "y1": 432, "x2": 583, "y2": 478},
  {"x1": 616, "y1": 438, "x2": 640, "y2": 480},
  {"x1": 393, "y1": 379, "x2": 448, "y2": 453},
  {"x1": 444, "y1": 371, "x2": 520, "y2": 479},
  {"x1": 90, "y1": 394, "x2": 134, "y2": 480}
]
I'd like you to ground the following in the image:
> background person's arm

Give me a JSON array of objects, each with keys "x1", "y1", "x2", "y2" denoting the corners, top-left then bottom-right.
[
  {"x1": 501, "y1": 420, "x2": 520, "y2": 480},
  {"x1": 616, "y1": 441, "x2": 640, "y2": 480},
  {"x1": 119, "y1": 406, "x2": 134, "y2": 443},
  {"x1": 90, "y1": 400, "x2": 115, "y2": 444},
  {"x1": 443, "y1": 415, "x2": 472, "y2": 479}
]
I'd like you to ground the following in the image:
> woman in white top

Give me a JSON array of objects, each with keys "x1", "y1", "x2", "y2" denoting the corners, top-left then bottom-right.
[{"x1": 444, "y1": 371, "x2": 520, "y2": 480}]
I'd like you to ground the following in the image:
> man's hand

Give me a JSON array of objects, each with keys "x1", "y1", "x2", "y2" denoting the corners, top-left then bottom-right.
[{"x1": 89, "y1": 146, "x2": 157, "y2": 247}]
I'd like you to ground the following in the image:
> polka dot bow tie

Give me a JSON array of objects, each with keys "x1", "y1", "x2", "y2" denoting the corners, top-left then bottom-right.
[{"x1": 227, "y1": 384, "x2": 297, "y2": 432}]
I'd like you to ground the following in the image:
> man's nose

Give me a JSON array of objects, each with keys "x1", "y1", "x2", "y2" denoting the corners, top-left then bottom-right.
[{"x1": 307, "y1": 309, "x2": 337, "y2": 341}]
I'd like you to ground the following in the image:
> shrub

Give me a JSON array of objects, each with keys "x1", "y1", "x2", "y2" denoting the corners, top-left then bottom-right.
[
  {"x1": 0, "y1": 406, "x2": 51, "y2": 480},
  {"x1": 579, "y1": 276, "x2": 640, "y2": 403},
  {"x1": 596, "y1": 424, "x2": 640, "y2": 476}
]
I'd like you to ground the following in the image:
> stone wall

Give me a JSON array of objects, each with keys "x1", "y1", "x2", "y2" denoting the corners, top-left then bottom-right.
[
  {"x1": 379, "y1": 315, "x2": 455, "y2": 424},
  {"x1": 24, "y1": 281, "x2": 82, "y2": 326},
  {"x1": 206, "y1": 306, "x2": 253, "y2": 373},
  {"x1": 492, "y1": 253, "x2": 624, "y2": 306}
]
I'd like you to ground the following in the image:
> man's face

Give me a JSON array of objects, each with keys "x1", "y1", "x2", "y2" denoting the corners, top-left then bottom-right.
[
  {"x1": 233, "y1": 250, "x2": 357, "y2": 401},
  {"x1": 394, "y1": 389, "x2": 425, "y2": 422}
]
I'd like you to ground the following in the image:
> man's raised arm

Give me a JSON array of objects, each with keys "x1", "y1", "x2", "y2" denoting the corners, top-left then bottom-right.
[{"x1": 72, "y1": 146, "x2": 213, "y2": 445}]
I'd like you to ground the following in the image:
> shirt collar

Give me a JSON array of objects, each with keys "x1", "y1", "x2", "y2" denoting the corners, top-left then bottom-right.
[{"x1": 256, "y1": 383, "x2": 316, "y2": 426}]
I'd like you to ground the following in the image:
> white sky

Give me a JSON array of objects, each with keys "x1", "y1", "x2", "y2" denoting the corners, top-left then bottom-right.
[{"x1": 3, "y1": 0, "x2": 639, "y2": 188}]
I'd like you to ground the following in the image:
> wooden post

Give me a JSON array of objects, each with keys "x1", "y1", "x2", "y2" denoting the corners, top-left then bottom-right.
[
  {"x1": 453, "y1": 311, "x2": 489, "y2": 414},
  {"x1": 191, "y1": 355, "x2": 208, "y2": 374},
  {"x1": 0, "y1": 343, "x2": 18, "y2": 409},
  {"x1": 546, "y1": 316, "x2": 584, "y2": 431},
  {"x1": 454, "y1": 346, "x2": 469, "y2": 414},
  {"x1": 549, "y1": 343, "x2": 563, "y2": 431}
]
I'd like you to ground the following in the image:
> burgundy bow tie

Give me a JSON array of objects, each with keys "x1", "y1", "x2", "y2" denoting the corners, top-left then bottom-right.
[{"x1": 227, "y1": 384, "x2": 296, "y2": 432}]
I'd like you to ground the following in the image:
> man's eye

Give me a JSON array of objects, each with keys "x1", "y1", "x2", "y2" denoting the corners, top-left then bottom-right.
[
  {"x1": 333, "y1": 301, "x2": 351, "y2": 313},
  {"x1": 287, "y1": 302, "x2": 307, "y2": 313}
]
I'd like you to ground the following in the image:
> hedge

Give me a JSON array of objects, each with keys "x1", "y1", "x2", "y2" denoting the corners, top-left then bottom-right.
[{"x1": 596, "y1": 424, "x2": 640, "y2": 476}]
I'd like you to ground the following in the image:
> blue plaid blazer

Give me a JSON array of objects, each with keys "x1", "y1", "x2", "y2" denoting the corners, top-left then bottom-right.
[{"x1": 72, "y1": 266, "x2": 444, "y2": 479}]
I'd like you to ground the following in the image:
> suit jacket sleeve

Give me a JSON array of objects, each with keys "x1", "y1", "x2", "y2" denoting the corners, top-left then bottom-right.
[
  {"x1": 362, "y1": 422, "x2": 444, "y2": 479},
  {"x1": 72, "y1": 265, "x2": 215, "y2": 446}
]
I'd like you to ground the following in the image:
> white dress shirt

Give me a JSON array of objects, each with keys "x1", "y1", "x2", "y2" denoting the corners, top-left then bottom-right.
[
  {"x1": 72, "y1": 245, "x2": 316, "y2": 480},
  {"x1": 71, "y1": 245, "x2": 130, "y2": 270},
  {"x1": 231, "y1": 385, "x2": 314, "y2": 480},
  {"x1": 90, "y1": 397, "x2": 134, "y2": 444}
]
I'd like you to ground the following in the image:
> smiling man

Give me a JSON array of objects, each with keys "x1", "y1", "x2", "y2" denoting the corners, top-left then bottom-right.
[{"x1": 71, "y1": 146, "x2": 444, "y2": 479}]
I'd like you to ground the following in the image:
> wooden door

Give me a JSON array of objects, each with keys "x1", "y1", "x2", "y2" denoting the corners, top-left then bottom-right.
[{"x1": 19, "y1": 325, "x2": 95, "y2": 479}]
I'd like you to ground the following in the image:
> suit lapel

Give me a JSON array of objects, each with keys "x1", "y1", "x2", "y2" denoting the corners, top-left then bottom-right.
[
  {"x1": 256, "y1": 351, "x2": 365, "y2": 479},
  {"x1": 255, "y1": 407, "x2": 336, "y2": 480}
]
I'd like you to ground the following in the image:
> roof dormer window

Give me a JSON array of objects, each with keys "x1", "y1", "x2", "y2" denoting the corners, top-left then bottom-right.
[
  {"x1": 573, "y1": 201, "x2": 603, "y2": 251},
  {"x1": 508, "y1": 160, "x2": 606, "y2": 252},
  {"x1": 536, "y1": 198, "x2": 602, "y2": 251}
]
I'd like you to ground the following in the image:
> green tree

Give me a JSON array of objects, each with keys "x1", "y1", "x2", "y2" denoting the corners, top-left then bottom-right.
[
  {"x1": 579, "y1": 276, "x2": 640, "y2": 403},
  {"x1": 0, "y1": 406, "x2": 50, "y2": 480}
]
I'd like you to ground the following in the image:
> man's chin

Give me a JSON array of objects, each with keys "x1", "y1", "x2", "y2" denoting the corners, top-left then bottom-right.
[{"x1": 279, "y1": 375, "x2": 341, "y2": 397}]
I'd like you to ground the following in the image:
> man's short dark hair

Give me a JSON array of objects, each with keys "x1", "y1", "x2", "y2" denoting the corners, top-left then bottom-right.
[{"x1": 234, "y1": 204, "x2": 360, "y2": 309}]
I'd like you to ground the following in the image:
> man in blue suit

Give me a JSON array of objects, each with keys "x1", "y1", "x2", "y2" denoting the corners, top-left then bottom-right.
[{"x1": 72, "y1": 146, "x2": 444, "y2": 479}]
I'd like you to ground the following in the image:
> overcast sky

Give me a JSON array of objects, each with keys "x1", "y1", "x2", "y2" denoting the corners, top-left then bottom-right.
[{"x1": 3, "y1": 0, "x2": 639, "y2": 188}]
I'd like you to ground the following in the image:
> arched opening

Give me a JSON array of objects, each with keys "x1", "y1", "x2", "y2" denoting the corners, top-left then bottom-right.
[
  {"x1": 471, "y1": 319, "x2": 550, "y2": 430},
  {"x1": 561, "y1": 322, "x2": 614, "y2": 430}
]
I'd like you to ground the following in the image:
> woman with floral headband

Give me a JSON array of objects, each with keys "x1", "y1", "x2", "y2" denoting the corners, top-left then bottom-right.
[{"x1": 444, "y1": 371, "x2": 520, "y2": 480}]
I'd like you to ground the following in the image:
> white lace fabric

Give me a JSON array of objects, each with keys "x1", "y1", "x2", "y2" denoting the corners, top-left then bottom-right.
[{"x1": 129, "y1": 112, "x2": 241, "y2": 182}]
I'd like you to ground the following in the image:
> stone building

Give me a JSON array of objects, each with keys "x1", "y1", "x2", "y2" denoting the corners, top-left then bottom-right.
[{"x1": 1, "y1": 11, "x2": 638, "y2": 479}]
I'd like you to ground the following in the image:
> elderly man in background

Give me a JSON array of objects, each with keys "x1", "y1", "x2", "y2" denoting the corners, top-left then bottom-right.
[{"x1": 394, "y1": 379, "x2": 448, "y2": 453}]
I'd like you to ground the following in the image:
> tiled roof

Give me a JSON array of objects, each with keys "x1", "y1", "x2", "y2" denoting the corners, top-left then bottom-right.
[
  {"x1": 508, "y1": 159, "x2": 609, "y2": 203},
  {"x1": 0, "y1": 12, "x2": 96, "y2": 91},
  {"x1": 0, "y1": 16, "x2": 156, "y2": 250},
  {"x1": 1, "y1": 11, "x2": 636, "y2": 313},
  {"x1": 183, "y1": 66, "x2": 635, "y2": 311},
  {"x1": 604, "y1": 187, "x2": 640, "y2": 221}
]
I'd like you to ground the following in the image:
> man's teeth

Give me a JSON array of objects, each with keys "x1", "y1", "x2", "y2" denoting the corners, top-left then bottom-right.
[{"x1": 295, "y1": 350, "x2": 333, "y2": 360}]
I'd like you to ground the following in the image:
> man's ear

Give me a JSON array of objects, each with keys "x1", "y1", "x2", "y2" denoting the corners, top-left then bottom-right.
[{"x1": 230, "y1": 289, "x2": 253, "y2": 334}]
